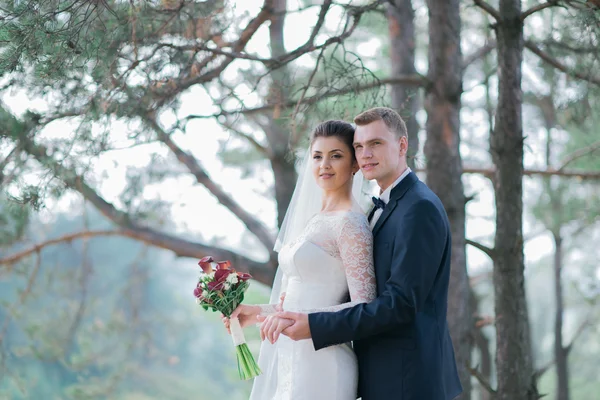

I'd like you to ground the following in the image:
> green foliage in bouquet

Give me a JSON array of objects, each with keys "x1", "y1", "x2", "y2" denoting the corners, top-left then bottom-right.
[{"x1": 197, "y1": 272, "x2": 250, "y2": 317}]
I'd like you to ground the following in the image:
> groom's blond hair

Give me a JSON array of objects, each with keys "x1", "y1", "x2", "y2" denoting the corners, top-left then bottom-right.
[{"x1": 354, "y1": 107, "x2": 407, "y2": 139}]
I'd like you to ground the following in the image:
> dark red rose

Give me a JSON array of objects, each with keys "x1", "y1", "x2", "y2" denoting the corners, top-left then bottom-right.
[
  {"x1": 198, "y1": 256, "x2": 215, "y2": 274},
  {"x1": 193, "y1": 287, "x2": 202, "y2": 298}
]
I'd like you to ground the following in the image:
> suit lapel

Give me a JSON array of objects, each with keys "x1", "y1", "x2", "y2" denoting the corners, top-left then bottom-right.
[{"x1": 372, "y1": 172, "x2": 419, "y2": 237}]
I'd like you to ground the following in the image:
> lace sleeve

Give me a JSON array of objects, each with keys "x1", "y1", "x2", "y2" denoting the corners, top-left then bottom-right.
[
  {"x1": 256, "y1": 273, "x2": 288, "y2": 315},
  {"x1": 299, "y1": 213, "x2": 376, "y2": 313}
]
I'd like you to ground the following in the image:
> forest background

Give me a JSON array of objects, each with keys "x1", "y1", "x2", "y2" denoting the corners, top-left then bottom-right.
[{"x1": 0, "y1": 0, "x2": 599, "y2": 399}]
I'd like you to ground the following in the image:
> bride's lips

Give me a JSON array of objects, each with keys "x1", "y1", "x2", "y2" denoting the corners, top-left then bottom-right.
[
  {"x1": 361, "y1": 163, "x2": 378, "y2": 171},
  {"x1": 320, "y1": 173, "x2": 335, "y2": 179}
]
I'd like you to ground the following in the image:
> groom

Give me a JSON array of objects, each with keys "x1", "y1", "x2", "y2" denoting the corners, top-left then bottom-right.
[{"x1": 273, "y1": 107, "x2": 462, "y2": 399}]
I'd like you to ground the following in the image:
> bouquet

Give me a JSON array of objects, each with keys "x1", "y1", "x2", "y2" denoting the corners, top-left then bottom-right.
[{"x1": 193, "y1": 256, "x2": 262, "y2": 380}]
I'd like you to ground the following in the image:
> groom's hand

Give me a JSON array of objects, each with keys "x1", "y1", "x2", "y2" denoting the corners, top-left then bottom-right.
[{"x1": 278, "y1": 311, "x2": 311, "y2": 341}]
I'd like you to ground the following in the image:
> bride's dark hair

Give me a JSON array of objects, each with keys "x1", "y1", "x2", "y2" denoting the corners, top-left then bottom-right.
[{"x1": 309, "y1": 120, "x2": 356, "y2": 157}]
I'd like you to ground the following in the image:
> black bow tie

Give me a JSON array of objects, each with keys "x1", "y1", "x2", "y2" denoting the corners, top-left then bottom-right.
[
  {"x1": 368, "y1": 197, "x2": 386, "y2": 223},
  {"x1": 371, "y1": 196, "x2": 386, "y2": 210}
]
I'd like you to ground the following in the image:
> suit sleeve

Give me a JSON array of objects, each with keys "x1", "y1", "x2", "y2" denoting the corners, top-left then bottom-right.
[{"x1": 308, "y1": 199, "x2": 447, "y2": 350}]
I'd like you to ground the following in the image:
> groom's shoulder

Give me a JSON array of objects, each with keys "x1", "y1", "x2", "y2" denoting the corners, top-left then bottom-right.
[
  {"x1": 404, "y1": 181, "x2": 447, "y2": 215},
  {"x1": 406, "y1": 179, "x2": 439, "y2": 203}
]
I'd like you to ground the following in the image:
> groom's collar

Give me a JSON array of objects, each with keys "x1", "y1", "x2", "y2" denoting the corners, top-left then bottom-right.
[
  {"x1": 371, "y1": 171, "x2": 418, "y2": 236},
  {"x1": 379, "y1": 167, "x2": 412, "y2": 203},
  {"x1": 389, "y1": 170, "x2": 418, "y2": 203}
]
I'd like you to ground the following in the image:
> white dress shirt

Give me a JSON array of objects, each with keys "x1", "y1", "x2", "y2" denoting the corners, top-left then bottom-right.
[{"x1": 369, "y1": 167, "x2": 412, "y2": 230}]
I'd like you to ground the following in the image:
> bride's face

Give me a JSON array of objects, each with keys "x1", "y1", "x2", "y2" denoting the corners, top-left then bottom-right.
[{"x1": 311, "y1": 136, "x2": 358, "y2": 192}]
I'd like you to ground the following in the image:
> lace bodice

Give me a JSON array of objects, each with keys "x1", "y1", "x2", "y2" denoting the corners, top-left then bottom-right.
[{"x1": 259, "y1": 210, "x2": 376, "y2": 314}]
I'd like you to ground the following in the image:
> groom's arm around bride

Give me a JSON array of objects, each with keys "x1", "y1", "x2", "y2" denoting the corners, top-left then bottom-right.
[{"x1": 312, "y1": 199, "x2": 448, "y2": 342}]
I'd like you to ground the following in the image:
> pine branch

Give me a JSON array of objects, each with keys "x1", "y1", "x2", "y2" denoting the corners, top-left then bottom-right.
[
  {"x1": 461, "y1": 166, "x2": 600, "y2": 179},
  {"x1": 150, "y1": 0, "x2": 275, "y2": 107},
  {"x1": 290, "y1": 46, "x2": 326, "y2": 146},
  {"x1": 203, "y1": 80, "x2": 271, "y2": 157},
  {"x1": 185, "y1": 75, "x2": 427, "y2": 120},
  {"x1": 217, "y1": 118, "x2": 270, "y2": 157},
  {"x1": 143, "y1": 115, "x2": 276, "y2": 252},
  {"x1": 521, "y1": 1, "x2": 563, "y2": 21},
  {"x1": 535, "y1": 313, "x2": 593, "y2": 379},
  {"x1": 150, "y1": 0, "x2": 390, "y2": 108},
  {"x1": 12, "y1": 132, "x2": 276, "y2": 285},
  {"x1": 147, "y1": 0, "x2": 324, "y2": 105},
  {"x1": 466, "y1": 239, "x2": 495, "y2": 260},
  {"x1": 525, "y1": 40, "x2": 600, "y2": 86},
  {"x1": 307, "y1": 0, "x2": 333, "y2": 47},
  {"x1": 254, "y1": 0, "x2": 377, "y2": 70},
  {"x1": 463, "y1": 40, "x2": 496, "y2": 70},
  {"x1": 155, "y1": 42, "x2": 272, "y2": 63},
  {"x1": 564, "y1": 314, "x2": 592, "y2": 354},
  {"x1": 0, "y1": 230, "x2": 122, "y2": 266},
  {"x1": 571, "y1": 216, "x2": 600, "y2": 237},
  {"x1": 17, "y1": 251, "x2": 41, "y2": 303},
  {"x1": 540, "y1": 39, "x2": 598, "y2": 55},
  {"x1": 417, "y1": 166, "x2": 600, "y2": 179},
  {"x1": 0, "y1": 145, "x2": 20, "y2": 184},
  {"x1": 558, "y1": 140, "x2": 600, "y2": 171},
  {"x1": 468, "y1": 364, "x2": 497, "y2": 395},
  {"x1": 562, "y1": 0, "x2": 600, "y2": 9},
  {"x1": 534, "y1": 358, "x2": 555, "y2": 379},
  {"x1": 473, "y1": 0, "x2": 501, "y2": 21}
]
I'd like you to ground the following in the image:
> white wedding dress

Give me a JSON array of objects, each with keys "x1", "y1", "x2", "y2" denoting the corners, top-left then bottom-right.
[{"x1": 252, "y1": 210, "x2": 376, "y2": 400}]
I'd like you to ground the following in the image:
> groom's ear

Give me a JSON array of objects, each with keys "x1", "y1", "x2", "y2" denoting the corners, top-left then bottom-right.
[{"x1": 399, "y1": 136, "x2": 408, "y2": 156}]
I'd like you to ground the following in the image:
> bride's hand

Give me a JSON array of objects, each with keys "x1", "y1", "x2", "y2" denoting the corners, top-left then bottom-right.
[
  {"x1": 221, "y1": 304, "x2": 260, "y2": 334},
  {"x1": 275, "y1": 292, "x2": 286, "y2": 312},
  {"x1": 260, "y1": 315, "x2": 294, "y2": 344}
]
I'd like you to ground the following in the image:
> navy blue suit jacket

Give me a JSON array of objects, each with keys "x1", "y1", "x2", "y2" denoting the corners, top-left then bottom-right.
[{"x1": 308, "y1": 172, "x2": 462, "y2": 400}]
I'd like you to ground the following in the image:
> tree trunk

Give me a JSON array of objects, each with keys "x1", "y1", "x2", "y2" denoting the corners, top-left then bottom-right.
[
  {"x1": 553, "y1": 232, "x2": 569, "y2": 400},
  {"x1": 476, "y1": 39, "x2": 493, "y2": 400},
  {"x1": 491, "y1": 1, "x2": 537, "y2": 399},
  {"x1": 387, "y1": 0, "x2": 419, "y2": 169},
  {"x1": 264, "y1": 0, "x2": 297, "y2": 230},
  {"x1": 540, "y1": 83, "x2": 570, "y2": 400},
  {"x1": 471, "y1": 289, "x2": 492, "y2": 400},
  {"x1": 270, "y1": 154, "x2": 297, "y2": 228},
  {"x1": 424, "y1": 0, "x2": 471, "y2": 398},
  {"x1": 475, "y1": 329, "x2": 493, "y2": 400}
]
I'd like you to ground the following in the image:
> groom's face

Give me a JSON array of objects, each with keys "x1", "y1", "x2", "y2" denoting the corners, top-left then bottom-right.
[{"x1": 353, "y1": 120, "x2": 407, "y2": 189}]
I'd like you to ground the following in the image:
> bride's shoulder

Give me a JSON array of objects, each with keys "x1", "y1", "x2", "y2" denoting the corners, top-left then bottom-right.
[
  {"x1": 317, "y1": 210, "x2": 368, "y2": 229},
  {"x1": 341, "y1": 209, "x2": 368, "y2": 220},
  {"x1": 333, "y1": 210, "x2": 369, "y2": 229},
  {"x1": 330, "y1": 211, "x2": 371, "y2": 245}
]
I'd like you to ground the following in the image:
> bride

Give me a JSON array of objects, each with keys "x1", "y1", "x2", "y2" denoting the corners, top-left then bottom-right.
[{"x1": 224, "y1": 120, "x2": 377, "y2": 400}]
